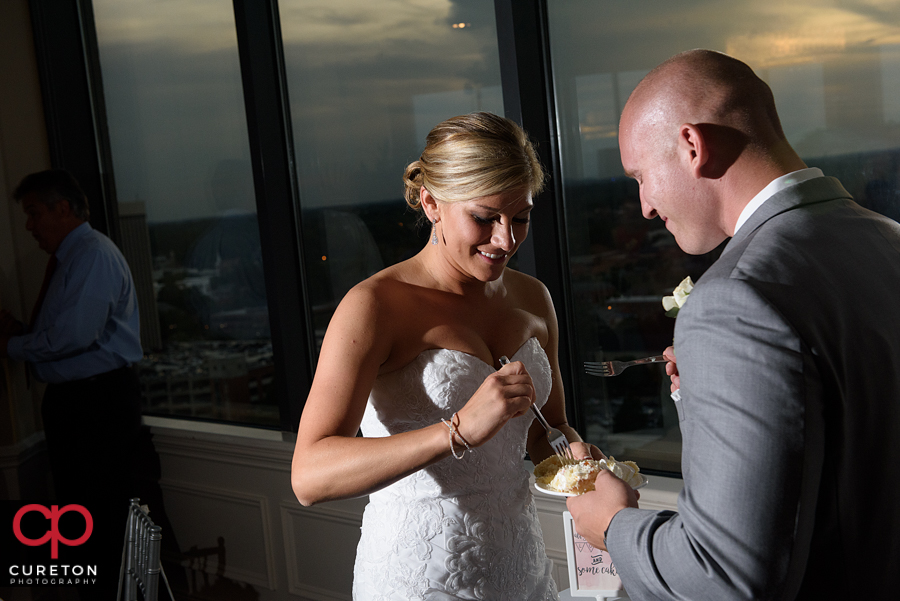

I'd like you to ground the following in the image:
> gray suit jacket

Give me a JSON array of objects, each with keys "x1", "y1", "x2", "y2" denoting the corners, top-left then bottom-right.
[{"x1": 608, "y1": 177, "x2": 900, "y2": 600}]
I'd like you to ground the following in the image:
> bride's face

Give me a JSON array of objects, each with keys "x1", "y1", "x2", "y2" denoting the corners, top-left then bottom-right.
[{"x1": 436, "y1": 188, "x2": 533, "y2": 282}]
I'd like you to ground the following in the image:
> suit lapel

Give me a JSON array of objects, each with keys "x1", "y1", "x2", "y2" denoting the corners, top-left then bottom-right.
[{"x1": 725, "y1": 176, "x2": 853, "y2": 253}]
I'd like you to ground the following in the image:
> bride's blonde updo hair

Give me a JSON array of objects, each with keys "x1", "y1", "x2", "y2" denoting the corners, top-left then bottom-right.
[{"x1": 403, "y1": 112, "x2": 545, "y2": 212}]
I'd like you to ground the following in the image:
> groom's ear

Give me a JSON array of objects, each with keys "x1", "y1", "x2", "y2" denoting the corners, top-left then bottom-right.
[{"x1": 678, "y1": 123, "x2": 708, "y2": 179}]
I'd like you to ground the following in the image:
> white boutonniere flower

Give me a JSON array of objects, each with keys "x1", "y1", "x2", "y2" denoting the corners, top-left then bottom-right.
[{"x1": 662, "y1": 276, "x2": 694, "y2": 318}]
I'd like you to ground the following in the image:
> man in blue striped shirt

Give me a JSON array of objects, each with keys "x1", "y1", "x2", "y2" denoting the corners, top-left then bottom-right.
[{"x1": 1, "y1": 168, "x2": 143, "y2": 504}]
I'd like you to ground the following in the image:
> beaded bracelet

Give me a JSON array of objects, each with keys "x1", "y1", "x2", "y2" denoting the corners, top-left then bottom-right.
[
  {"x1": 451, "y1": 412, "x2": 475, "y2": 450},
  {"x1": 440, "y1": 418, "x2": 465, "y2": 459},
  {"x1": 441, "y1": 411, "x2": 473, "y2": 459}
]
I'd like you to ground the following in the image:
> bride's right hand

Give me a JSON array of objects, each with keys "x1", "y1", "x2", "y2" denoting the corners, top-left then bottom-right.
[{"x1": 454, "y1": 360, "x2": 535, "y2": 447}]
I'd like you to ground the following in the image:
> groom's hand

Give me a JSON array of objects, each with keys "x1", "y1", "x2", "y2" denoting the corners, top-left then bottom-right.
[
  {"x1": 567, "y1": 470, "x2": 638, "y2": 551},
  {"x1": 663, "y1": 345, "x2": 680, "y2": 392}
]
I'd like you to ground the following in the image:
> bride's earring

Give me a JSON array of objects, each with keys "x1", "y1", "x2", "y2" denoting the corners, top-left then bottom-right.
[{"x1": 431, "y1": 219, "x2": 438, "y2": 245}]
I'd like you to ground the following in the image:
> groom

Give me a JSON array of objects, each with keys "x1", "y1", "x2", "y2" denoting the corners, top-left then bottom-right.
[{"x1": 568, "y1": 49, "x2": 900, "y2": 600}]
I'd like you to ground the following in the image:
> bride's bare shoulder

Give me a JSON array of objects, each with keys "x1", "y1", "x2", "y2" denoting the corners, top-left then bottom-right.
[
  {"x1": 326, "y1": 260, "x2": 432, "y2": 371},
  {"x1": 336, "y1": 260, "x2": 426, "y2": 320},
  {"x1": 503, "y1": 269, "x2": 553, "y2": 308}
]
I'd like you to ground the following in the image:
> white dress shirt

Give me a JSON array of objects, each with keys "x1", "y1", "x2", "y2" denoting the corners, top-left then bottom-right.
[
  {"x1": 733, "y1": 167, "x2": 824, "y2": 235},
  {"x1": 7, "y1": 222, "x2": 142, "y2": 382}
]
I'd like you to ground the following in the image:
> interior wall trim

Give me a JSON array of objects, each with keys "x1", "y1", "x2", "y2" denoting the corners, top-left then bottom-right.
[
  {"x1": 150, "y1": 428, "x2": 293, "y2": 472},
  {"x1": 161, "y1": 477, "x2": 279, "y2": 591}
]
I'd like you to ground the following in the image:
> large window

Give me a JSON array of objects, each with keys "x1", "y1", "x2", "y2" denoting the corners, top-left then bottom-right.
[
  {"x1": 278, "y1": 0, "x2": 505, "y2": 348},
  {"x1": 90, "y1": 0, "x2": 505, "y2": 426},
  {"x1": 94, "y1": 0, "x2": 278, "y2": 426},
  {"x1": 78, "y1": 1, "x2": 900, "y2": 469},
  {"x1": 547, "y1": 0, "x2": 900, "y2": 473}
]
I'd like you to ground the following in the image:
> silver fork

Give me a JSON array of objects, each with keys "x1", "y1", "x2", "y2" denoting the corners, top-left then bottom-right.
[
  {"x1": 499, "y1": 356, "x2": 576, "y2": 465},
  {"x1": 584, "y1": 355, "x2": 667, "y2": 377}
]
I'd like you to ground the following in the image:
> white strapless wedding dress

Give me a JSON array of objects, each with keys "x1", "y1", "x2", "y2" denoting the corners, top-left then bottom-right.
[{"x1": 352, "y1": 337, "x2": 558, "y2": 601}]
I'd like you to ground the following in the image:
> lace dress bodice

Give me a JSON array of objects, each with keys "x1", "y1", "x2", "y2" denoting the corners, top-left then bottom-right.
[{"x1": 352, "y1": 337, "x2": 558, "y2": 601}]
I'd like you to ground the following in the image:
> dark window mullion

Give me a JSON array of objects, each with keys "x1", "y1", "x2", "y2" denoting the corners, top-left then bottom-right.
[
  {"x1": 494, "y1": 0, "x2": 582, "y2": 431},
  {"x1": 232, "y1": 0, "x2": 313, "y2": 431},
  {"x1": 29, "y1": 0, "x2": 120, "y2": 240}
]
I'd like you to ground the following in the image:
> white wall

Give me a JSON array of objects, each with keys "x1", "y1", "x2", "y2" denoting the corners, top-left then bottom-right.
[{"x1": 146, "y1": 417, "x2": 681, "y2": 600}]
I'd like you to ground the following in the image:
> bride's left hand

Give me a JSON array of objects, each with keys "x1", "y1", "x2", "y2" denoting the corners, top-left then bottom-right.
[{"x1": 569, "y1": 441, "x2": 605, "y2": 461}]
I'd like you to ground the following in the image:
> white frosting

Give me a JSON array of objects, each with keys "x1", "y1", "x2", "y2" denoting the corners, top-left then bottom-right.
[
  {"x1": 548, "y1": 460, "x2": 600, "y2": 493},
  {"x1": 599, "y1": 457, "x2": 643, "y2": 488},
  {"x1": 534, "y1": 455, "x2": 643, "y2": 493}
]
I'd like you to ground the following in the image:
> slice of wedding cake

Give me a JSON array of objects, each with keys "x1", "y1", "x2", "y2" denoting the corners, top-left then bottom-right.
[{"x1": 534, "y1": 455, "x2": 642, "y2": 494}]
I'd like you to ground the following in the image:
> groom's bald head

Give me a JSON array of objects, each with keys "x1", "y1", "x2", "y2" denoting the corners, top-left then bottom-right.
[{"x1": 621, "y1": 49, "x2": 787, "y2": 157}]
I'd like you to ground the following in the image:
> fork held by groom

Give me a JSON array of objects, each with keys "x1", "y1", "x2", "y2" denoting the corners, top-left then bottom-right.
[{"x1": 584, "y1": 354, "x2": 668, "y2": 377}]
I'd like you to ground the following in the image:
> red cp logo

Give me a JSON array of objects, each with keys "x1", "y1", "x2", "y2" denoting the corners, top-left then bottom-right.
[{"x1": 13, "y1": 504, "x2": 93, "y2": 559}]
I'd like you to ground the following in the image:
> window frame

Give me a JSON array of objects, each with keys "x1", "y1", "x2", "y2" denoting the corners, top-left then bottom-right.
[{"x1": 29, "y1": 0, "x2": 576, "y2": 434}]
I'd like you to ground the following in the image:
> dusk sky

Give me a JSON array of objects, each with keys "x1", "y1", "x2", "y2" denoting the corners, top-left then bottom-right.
[{"x1": 93, "y1": 0, "x2": 900, "y2": 222}]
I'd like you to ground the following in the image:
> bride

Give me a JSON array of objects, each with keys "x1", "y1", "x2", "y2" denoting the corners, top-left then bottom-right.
[{"x1": 291, "y1": 112, "x2": 599, "y2": 600}]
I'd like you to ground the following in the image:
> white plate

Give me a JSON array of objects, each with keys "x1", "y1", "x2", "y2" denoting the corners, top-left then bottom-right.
[{"x1": 533, "y1": 475, "x2": 649, "y2": 497}]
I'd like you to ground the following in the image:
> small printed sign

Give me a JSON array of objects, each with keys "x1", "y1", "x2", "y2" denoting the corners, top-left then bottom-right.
[{"x1": 562, "y1": 511, "x2": 629, "y2": 599}]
